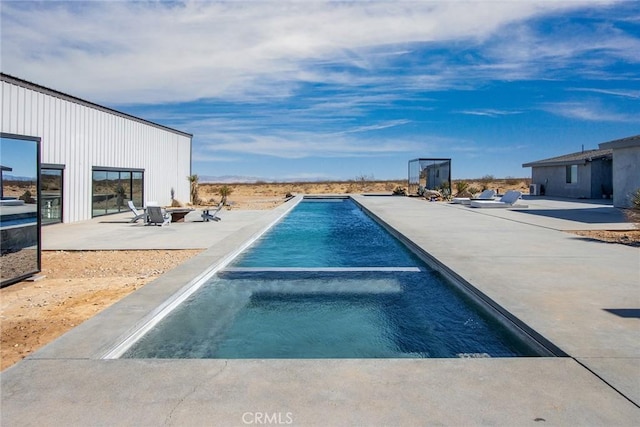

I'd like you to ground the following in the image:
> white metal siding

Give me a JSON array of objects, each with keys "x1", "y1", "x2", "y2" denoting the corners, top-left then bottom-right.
[{"x1": 1, "y1": 79, "x2": 192, "y2": 223}]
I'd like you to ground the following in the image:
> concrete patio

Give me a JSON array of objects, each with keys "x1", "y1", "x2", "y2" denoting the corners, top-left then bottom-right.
[{"x1": 1, "y1": 196, "x2": 638, "y2": 425}]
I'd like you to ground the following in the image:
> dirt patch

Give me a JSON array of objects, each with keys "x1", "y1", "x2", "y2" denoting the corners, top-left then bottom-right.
[
  {"x1": 1, "y1": 250, "x2": 201, "y2": 370},
  {"x1": 569, "y1": 229, "x2": 640, "y2": 247}
]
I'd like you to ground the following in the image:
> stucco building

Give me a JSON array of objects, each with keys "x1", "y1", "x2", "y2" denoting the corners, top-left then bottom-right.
[{"x1": 523, "y1": 135, "x2": 639, "y2": 208}]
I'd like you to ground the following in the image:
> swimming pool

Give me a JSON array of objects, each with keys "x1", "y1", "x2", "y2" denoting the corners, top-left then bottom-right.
[{"x1": 123, "y1": 198, "x2": 546, "y2": 359}]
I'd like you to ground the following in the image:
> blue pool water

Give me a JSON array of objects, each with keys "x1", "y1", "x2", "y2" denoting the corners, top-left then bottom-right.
[
  {"x1": 0, "y1": 217, "x2": 37, "y2": 227},
  {"x1": 124, "y1": 198, "x2": 541, "y2": 359},
  {"x1": 235, "y1": 199, "x2": 421, "y2": 268}
]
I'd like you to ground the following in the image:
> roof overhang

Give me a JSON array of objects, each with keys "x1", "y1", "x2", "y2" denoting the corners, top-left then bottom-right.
[{"x1": 599, "y1": 135, "x2": 640, "y2": 150}]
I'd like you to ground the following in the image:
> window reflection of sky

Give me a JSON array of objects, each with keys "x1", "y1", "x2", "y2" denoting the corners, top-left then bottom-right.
[{"x1": 1, "y1": 137, "x2": 38, "y2": 179}]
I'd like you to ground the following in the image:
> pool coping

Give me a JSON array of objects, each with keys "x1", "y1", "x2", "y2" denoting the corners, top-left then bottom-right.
[{"x1": 2, "y1": 195, "x2": 639, "y2": 425}]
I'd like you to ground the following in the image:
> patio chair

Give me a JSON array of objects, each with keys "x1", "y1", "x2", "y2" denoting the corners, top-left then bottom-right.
[
  {"x1": 202, "y1": 202, "x2": 223, "y2": 222},
  {"x1": 146, "y1": 205, "x2": 171, "y2": 226},
  {"x1": 469, "y1": 190, "x2": 527, "y2": 208},
  {"x1": 127, "y1": 200, "x2": 146, "y2": 223},
  {"x1": 451, "y1": 189, "x2": 496, "y2": 204}
]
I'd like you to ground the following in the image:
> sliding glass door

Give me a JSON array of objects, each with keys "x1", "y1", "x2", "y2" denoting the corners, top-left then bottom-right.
[
  {"x1": 41, "y1": 166, "x2": 63, "y2": 225},
  {"x1": 92, "y1": 168, "x2": 144, "y2": 217}
]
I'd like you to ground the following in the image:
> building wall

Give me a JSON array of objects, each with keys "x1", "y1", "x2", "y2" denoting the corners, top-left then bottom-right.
[
  {"x1": 531, "y1": 163, "x2": 592, "y2": 198},
  {"x1": 611, "y1": 146, "x2": 640, "y2": 208},
  {"x1": 589, "y1": 159, "x2": 613, "y2": 199},
  {"x1": 1, "y1": 79, "x2": 192, "y2": 223}
]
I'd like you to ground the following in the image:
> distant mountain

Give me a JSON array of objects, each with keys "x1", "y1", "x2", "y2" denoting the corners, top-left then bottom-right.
[
  {"x1": 198, "y1": 175, "x2": 334, "y2": 184},
  {"x1": 198, "y1": 175, "x2": 265, "y2": 184},
  {"x1": 2, "y1": 174, "x2": 36, "y2": 182}
]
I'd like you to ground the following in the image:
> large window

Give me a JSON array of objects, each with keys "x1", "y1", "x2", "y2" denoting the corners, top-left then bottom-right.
[
  {"x1": 41, "y1": 165, "x2": 64, "y2": 225},
  {"x1": 566, "y1": 164, "x2": 578, "y2": 184},
  {"x1": 92, "y1": 168, "x2": 144, "y2": 217}
]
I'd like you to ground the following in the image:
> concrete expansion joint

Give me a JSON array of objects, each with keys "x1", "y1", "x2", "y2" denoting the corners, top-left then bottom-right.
[{"x1": 572, "y1": 357, "x2": 640, "y2": 409}]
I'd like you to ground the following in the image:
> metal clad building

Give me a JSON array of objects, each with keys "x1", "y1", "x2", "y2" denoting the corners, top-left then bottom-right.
[{"x1": 1, "y1": 73, "x2": 192, "y2": 223}]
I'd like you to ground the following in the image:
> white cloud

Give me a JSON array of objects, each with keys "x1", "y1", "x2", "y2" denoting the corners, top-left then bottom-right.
[
  {"x1": 542, "y1": 101, "x2": 637, "y2": 122},
  {"x1": 1, "y1": 0, "x2": 611, "y2": 104},
  {"x1": 569, "y1": 87, "x2": 640, "y2": 99},
  {"x1": 458, "y1": 109, "x2": 523, "y2": 117}
]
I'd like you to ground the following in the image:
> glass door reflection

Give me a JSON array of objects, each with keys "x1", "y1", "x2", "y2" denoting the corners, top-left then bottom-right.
[{"x1": 0, "y1": 133, "x2": 41, "y2": 287}]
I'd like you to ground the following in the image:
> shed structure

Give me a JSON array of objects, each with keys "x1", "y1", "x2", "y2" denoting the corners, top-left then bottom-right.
[{"x1": 408, "y1": 158, "x2": 451, "y2": 196}]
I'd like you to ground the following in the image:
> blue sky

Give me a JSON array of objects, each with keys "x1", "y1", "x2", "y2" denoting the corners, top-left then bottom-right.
[
  {"x1": 1, "y1": 137, "x2": 38, "y2": 178},
  {"x1": 2, "y1": 1, "x2": 639, "y2": 181}
]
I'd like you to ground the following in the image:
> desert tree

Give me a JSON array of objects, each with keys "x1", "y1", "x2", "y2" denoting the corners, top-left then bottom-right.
[{"x1": 187, "y1": 174, "x2": 200, "y2": 205}]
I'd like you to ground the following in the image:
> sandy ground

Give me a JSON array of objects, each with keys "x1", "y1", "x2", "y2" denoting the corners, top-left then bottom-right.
[{"x1": 1, "y1": 179, "x2": 637, "y2": 370}]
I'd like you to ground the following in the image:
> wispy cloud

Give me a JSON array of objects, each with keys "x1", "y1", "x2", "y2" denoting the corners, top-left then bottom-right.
[
  {"x1": 1, "y1": 0, "x2": 615, "y2": 104},
  {"x1": 542, "y1": 101, "x2": 637, "y2": 122},
  {"x1": 568, "y1": 87, "x2": 640, "y2": 99},
  {"x1": 458, "y1": 109, "x2": 524, "y2": 117}
]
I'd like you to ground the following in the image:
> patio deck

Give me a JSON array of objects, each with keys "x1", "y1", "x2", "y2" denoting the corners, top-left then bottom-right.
[{"x1": 1, "y1": 196, "x2": 638, "y2": 426}]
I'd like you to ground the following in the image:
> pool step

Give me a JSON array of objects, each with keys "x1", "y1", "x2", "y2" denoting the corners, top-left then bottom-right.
[{"x1": 224, "y1": 267, "x2": 423, "y2": 272}]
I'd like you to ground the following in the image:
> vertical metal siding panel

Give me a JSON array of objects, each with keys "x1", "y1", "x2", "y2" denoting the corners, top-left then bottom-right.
[
  {"x1": 43, "y1": 95, "x2": 51, "y2": 163},
  {"x1": 15, "y1": 86, "x2": 25, "y2": 134},
  {"x1": 70, "y1": 102, "x2": 80, "y2": 221},
  {"x1": 37, "y1": 93, "x2": 46, "y2": 160},
  {"x1": 114, "y1": 114, "x2": 120, "y2": 166},
  {"x1": 145, "y1": 125, "x2": 152, "y2": 203},
  {"x1": 23, "y1": 88, "x2": 32, "y2": 135},
  {"x1": 84, "y1": 104, "x2": 92, "y2": 221},
  {"x1": 105, "y1": 112, "x2": 112, "y2": 166},
  {"x1": 53, "y1": 98, "x2": 61, "y2": 166},
  {"x1": 1, "y1": 82, "x2": 9, "y2": 132},
  {"x1": 1, "y1": 82, "x2": 6, "y2": 131},
  {"x1": 94, "y1": 108, "x2": 101, "y2": 168},
  {"x1": 76, "y1": 104, "x2": 82, "y2": 222},
  {"x1": 180, "y1": 135, "x2": 192, "y2": 202},
  {"x1": 7, "y1": 84, "x2": 17, "y2": 133},
  {"x1": 62, "y1": 99, "x2": 73, "y2": 222},
  {"x1": 29, "y1": 89, "x2": 38, "y2": 137}
]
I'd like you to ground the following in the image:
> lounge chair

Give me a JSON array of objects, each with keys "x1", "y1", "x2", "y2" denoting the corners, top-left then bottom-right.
[
  {"x1": 469, "y1": 190, "x2": 528, "y2": 208},
  {"x1": 451, "y1": 189, "x2": 496, "y2": 204},
  {"x1": 127, "y1": 200, "x2": 146, "y2": 223},
  {"x1": 202, "y1": 202, "x2": 223, "y2": 222},
  {"x1": 146, "y1": 205, "x2": 171, "y2": 226}
]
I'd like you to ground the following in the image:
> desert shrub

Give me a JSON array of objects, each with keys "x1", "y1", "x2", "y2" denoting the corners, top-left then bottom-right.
[
  {"x1": 19, "y1": 190, "x2": 35, "y2": 204},
  {"x1": 467, "y1": 186, "x2": 480, "y2": 195},
  {"x1": 505, "y1": 176, "x2": 519, "y2": 186},
  {"x1": 392, "y1": 186, "x2": 407, "y2": 196},
  {"x1": 454, "y1": 181, "x2": 469, "y2": 196},
  {"x1": 438, "y1": 182, "x2": 451, "y2": 200},
  {"x1": 632, "y1": 188, "x2": 640, "y2": 209},
  {"x1": 627, "y1": 188, "x2": 640, "y2": 223},
  {"x1": 479, "y1": 174, "x2": 494, "y2": 183},
  {"x1": 218, "y1": 185, "x2": 233, "y2": 205}
]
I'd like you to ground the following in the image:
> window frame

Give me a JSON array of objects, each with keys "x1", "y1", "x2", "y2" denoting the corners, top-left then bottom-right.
[
  {"x1": 91, "y1": 167, "x2": 144, "y2": 217},
  {"x1": 565, "y1": 164, "x2": 578, "y2": 184}
]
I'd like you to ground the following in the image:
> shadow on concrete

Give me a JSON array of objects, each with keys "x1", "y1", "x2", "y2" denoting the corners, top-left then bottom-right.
[
  {"x1": 603, "y1": 309, "x2": 640, "y2": 319},
  {"x1": 512, "y1": 208, "x2": 628, "y2": 224}
]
